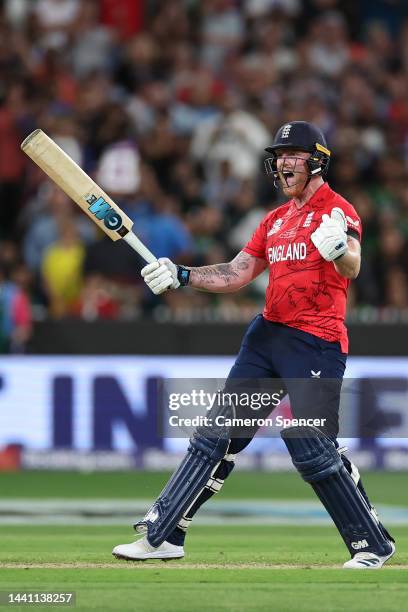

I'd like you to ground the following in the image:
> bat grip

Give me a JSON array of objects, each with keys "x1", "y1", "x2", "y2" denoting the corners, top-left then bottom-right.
[{"x1": 123, "y1": 231, "x2": 157, "y2": 264}]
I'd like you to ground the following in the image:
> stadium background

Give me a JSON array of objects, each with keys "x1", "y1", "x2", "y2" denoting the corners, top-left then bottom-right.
[{"x1": 0, "y1": 2, "x2": 408, "y2": 611}]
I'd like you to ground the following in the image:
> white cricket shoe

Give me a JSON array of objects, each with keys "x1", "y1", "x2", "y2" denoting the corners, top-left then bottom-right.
[
  {"x1": 343, "y1": 542, "x2": 395, "y2": 569},
  {"x1": 112, "y1": 536, "x2": 184, "y2": 561}
]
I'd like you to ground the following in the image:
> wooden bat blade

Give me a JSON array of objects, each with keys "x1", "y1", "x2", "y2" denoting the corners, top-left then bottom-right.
[{"x1": 21, "y1": 129, "x2": 133, "y2": 242}]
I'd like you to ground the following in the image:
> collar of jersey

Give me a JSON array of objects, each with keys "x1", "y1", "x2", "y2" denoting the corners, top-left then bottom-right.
[{"x1": 291, "y1": 182, "x2": 332, "y2": 213}]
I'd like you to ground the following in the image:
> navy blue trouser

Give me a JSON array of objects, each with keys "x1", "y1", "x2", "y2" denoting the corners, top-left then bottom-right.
[
  {"x1": 165, "y1": 315, "x2": 378, "y2": 548},
  {"x1": 225, "y1": 315, "x2": 347, "y2": 452},
  {"x1": 167, "y1": 316, "x2": 394, "y2": 551}
]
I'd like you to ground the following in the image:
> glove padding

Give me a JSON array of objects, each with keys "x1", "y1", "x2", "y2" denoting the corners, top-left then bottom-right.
[
  {"x1": 141, "y1": 257, "x2": 180, "y2": 295},
  {"x1": 311, "y1": 207, "x2": 348, "y2": 262}
]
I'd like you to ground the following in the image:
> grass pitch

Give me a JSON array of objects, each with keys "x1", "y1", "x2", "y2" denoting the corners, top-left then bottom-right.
[
  {"x1": 2, "y1": 469, "x2": 408, "y2": 504},
  {"x1": 1, "y1": 525, "x2": 408, "y2": 612},
  {"x1": 0, "y1": 471, "x2": 407, "y2": 611}
]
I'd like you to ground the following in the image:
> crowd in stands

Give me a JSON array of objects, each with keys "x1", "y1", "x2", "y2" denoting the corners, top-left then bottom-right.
[{"x1": 1, "y1": 0, "x2": 408, "y2": 350}]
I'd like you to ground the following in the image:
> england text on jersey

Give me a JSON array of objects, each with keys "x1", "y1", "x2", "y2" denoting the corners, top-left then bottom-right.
[{"x1": 268, "y1": 242, "x2": 307, "y2": 264}]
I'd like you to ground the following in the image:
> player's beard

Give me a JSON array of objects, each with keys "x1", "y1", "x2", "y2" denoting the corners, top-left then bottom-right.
[
  {"x1": 279, "y1": 171, "x2": 309, "y2": 198},
  {"x1": 278, "y1": 158, "x2": 309, "y2": 198}
]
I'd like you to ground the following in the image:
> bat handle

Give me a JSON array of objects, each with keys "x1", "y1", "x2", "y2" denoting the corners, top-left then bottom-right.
[
  {"x1": 123, "y1": 231, "x2": 157, "y2": 264},
  {"x1": 123, "y1": 232, "x2": 157, "y2": 263}
]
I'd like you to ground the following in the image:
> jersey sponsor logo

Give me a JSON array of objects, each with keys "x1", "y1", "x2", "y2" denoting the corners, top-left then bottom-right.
[
  {"x1": 281, "y1": 124, "x2": 292, "y2": 138},
  {"x1": 303, "y1": 212, "x2": 314, "y2": 227},
  {"x1": 268, "y1": 242, "x2": 307, "y2": 263},
  {"x1": 267, "y1": 218, "x2": 283, "y2": 236},
  {"x1": 346, "y1": 215, "x2": 360, "y2": 228},
  {"x1": 351, "y1": 539, "x2": 369, "y2": 550}
]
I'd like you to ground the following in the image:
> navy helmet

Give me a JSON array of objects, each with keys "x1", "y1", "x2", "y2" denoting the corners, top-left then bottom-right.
[{"x1": 265, "y1": 121, "x2": 331, "y2": 181}]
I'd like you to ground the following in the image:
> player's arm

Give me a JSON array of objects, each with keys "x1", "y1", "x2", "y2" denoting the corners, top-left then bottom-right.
[
  {"x1": 188, "y1": 251, "x2": 267, "y2": 292},
  {"x1": 311, "y1": 207, "x2": 361, "y2": 279},
  {"x1": 333, "y1": 236, "x2": 361, "y2": 279},
  {"x1": 141, "y1": 251, "x2": 267, "y2": 295}
]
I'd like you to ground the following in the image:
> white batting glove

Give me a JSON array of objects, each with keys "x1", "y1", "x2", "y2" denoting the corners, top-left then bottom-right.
[
  {"x1": 141, "y1": 257, "x2": 180, "y2": 295},
  {"x1": 311, "y1": 207, "x2": 348, "y2": 262}
]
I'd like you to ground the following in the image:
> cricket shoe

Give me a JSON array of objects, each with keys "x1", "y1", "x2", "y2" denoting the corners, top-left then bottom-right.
[
  {"x1": 112, "y1": 536, "x2": 184, "y2": 561},
  {"x1": 343, "y1": 542, "x2": 395, "y2": 569}
]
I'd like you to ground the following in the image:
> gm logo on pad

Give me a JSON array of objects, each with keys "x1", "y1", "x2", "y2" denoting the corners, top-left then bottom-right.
[{"x1": 86, "y1": 194, "x2": 123, "y2": 231}]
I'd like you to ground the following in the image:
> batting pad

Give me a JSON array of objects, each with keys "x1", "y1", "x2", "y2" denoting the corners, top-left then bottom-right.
[
  {"x1": 281, "y1": 425, "x2": 393, "y2": 557},
  {"x1": 134, "y1": 430, "x2": 229, "y2": 547}
]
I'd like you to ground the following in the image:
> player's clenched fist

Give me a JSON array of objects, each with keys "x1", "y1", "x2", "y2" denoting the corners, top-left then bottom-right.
[
  {"x1": 141, "y1": 257, "x2": 180, "y2": 295},
  {"x1": 311, "y1": 207, "x2": 348, "y2": 262}
]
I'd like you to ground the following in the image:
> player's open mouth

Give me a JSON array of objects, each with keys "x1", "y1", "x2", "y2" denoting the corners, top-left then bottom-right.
[{"x1": 283, "y1": 171, "x2": 295, "y2": 179}]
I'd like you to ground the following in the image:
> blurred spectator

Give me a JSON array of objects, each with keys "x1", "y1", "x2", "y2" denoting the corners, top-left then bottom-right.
[
  {"x1": 75, "y1": 274, "x2": 120, "y2": 320},
  {"x1": 95, "y1": 143, "x2": 193, "y2": 261},
  {"x1": 306, "y1": 11, "x2": 350, "y2": 77},
  {"x1": 385, "y1": 267, "x2": 408, "y2": 309},
  {"x1": 84, "y1": 235, "x2": 142, "y2": 285},
  {"x1": 41, "y1": 218, "x2": 85, "y2": 318},
  {"x1": 0, "y1": 83, "x2": 29, "y2": 240},
  {"x1": 191, "y1": 90, "x2": 270, "y2": 180},
  {"x1": 200, "y1": 0, "x2": 245, "y2": 69},
  {"x1": 51, "y1": 115, "x2": 83, "y2": 166},
  {"x1": 70, "y1": 1, "x2": 116, "y2": 78},
  {"x1": 101, "y1": 0, "x2": 144, "y2": 41},
  {"x1": 33, "y1": 0, "x2": 80, "y2": 49},
  {"x1": 115, "y1": 33, "x2": 159, "y2": 93},
  {"x1": 23, "y1": 184, "x2": 95, "y2": 272},
  {"x1": 203, "y1": 160, "x2": 243, "y2": 209},
  {"x1": 1, "y1": 0, "x2": 408, "y2": 322},
  {"x1": 373, "y1": 226, "x2": 408, "y2": 305},
  {"x1": 0, "y1": 262, "x2": 32, "y2": 353},
  {"x1": 96, "y1": 141, "x2": 141, "y2": 195}
]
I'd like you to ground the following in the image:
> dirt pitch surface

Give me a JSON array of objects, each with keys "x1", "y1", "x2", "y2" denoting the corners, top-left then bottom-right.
[{"x1": 2, "y1": 561, "x2": 408, "y2": 570}]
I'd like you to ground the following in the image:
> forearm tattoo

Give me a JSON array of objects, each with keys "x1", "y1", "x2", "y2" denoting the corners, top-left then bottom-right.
[{"x1": 189, "y1": 252, "x2": 256, "y2": 292}]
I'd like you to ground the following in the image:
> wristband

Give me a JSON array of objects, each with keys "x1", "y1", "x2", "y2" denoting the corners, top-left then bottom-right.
[
  {"x1": 177, "y1": 265, "x2": 191, "y2": 287},
  {"x1": 333, "y1": 242, "x2": 347, "y2": 260}
]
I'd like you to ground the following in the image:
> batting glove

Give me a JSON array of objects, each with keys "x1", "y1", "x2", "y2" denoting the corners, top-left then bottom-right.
[
  {"x1": 311, "y1": 207, "x2": 348, "y2": 262},
  {"x1": 141, "y1": 257, "x2": 180, "y2": 295}
]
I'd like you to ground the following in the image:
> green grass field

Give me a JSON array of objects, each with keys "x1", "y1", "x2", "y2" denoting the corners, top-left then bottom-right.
[{"x1": 0, "y1": 471, "x2": 407, "y2": 611}]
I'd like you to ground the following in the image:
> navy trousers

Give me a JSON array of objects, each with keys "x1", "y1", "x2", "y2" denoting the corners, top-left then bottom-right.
[
  {"x1": 166, "y1": 315, "x2": 356, "y2": 547},
  {"x1": 225, "y1": 315, "x2": 347, "y2": 453}
]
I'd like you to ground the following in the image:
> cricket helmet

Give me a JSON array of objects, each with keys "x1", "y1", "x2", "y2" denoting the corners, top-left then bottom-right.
[{"x1": 264, "y1": 121, "x2": 331, "y2": 183}]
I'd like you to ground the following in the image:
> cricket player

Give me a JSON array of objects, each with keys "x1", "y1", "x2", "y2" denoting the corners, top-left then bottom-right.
[{"x1": 113, "y1": 122, "x2": 395, "y2": 569}]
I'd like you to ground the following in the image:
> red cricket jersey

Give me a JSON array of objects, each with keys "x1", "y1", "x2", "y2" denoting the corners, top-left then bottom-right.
[{"x1": 243, "y1": 183, "x2": 362, "y2": 353}]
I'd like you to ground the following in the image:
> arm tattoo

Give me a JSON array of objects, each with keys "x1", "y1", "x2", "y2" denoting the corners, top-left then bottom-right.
[
  {"x1": 191, "y1": 263, "x2": 239, "y2": 286},
  {"x1": 234, "y1": 252, "x2": 251, "y2": 271},
  {"x1": 189, "y1": 251, "x2": 264, "y2": 292}
]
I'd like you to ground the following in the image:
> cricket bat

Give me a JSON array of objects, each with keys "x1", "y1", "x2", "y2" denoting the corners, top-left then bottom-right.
[{"x1": 21, "y1": 129, "x2": 157, "y2": 264}]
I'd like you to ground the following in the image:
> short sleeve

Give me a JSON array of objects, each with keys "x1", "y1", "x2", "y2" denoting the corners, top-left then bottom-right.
[{"x1": 243, "y1": 218, "x2": 267, "y2": 259}]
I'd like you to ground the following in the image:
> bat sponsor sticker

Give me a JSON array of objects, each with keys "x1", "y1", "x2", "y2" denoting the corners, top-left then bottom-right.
[{"x1": 86, "y1": 194, "x2": 123, "y2": 231}]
